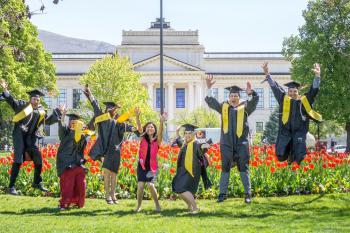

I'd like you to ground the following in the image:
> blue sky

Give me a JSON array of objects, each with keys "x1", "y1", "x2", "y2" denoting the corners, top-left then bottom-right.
[{"x1": 27, "y1": 0, "x2": 308, "y2": 52}]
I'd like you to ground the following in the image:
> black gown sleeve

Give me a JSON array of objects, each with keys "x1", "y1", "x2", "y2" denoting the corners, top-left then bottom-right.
[
  {"x1": 267, "y1": 75, "x2": 286, "y2": 105},
  {"x1": 3, "y1": 92, "x2": 27, "y2": 112},
  {"x1": 304, "y1": 77, "x2": 320, "y2": 105},
  {"x1": 245, "y1": 90, "x2": 259, "y2": 116},
  {"x1": 205, "y1": 96, "x2": 222, "y2": 114}
]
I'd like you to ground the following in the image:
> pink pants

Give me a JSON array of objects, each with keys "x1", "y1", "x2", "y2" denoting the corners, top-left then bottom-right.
[{"x1": 59, "y1": 166, "x2": 86, "y2": 208}]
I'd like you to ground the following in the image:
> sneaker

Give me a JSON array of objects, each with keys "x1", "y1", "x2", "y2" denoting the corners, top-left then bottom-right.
[
  {"x1": 217, "y1": 193, "x2": 227, "y2": 203},
  {"x1": 9, "y1": 187, "x2": 19, "y2": 196},
  {"x1": 244, "y1": 193, "x2": 252, "y2": 204},
  {"x1": 32, "y1": 183, "x2": 49, "y2": 192}
]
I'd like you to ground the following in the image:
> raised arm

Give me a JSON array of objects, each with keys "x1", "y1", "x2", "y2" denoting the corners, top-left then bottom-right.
[
  {"x1": 57, "y1": 105, "x2": 69, "y2": 140},
  {"x1": 157, "y1": 112, "x2": 168, "y2": 145},
  {"x1": 245, "y1": 81, "x2": 259, "y2": 115},
  {"x1": 262, "y1": 62, "x2": 285, "y2": 105},
  {"x1": 82, "y1": 84, "x2": 102, "y2": 116},
  {"x1": 204, "y1": 75, "x2": 222, "y2": 114},
  {"x1": 0, "y1": 79, "x2": 27, "y2": 112},
  {"x1": 305, "y1": 63, "x2": 321, "y2": 104},
  {"x1": 134, "y1": 107, "x2": 142, "y2": 135}
]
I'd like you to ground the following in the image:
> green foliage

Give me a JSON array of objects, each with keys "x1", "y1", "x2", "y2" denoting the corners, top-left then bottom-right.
[
  {"x1": 0, "y1": 0, "x2": 57, "y2": 120},
  {"x1": 252, "y1": 132, "x2": 263, "y2": 146},
  {"x1": 172, "y1": 107, "x2": 220, "y2": 129},
  {"x1": 309, "y1": 120, "x2": 345, "y2": 139},
  {"x1": 79, "y1": 54, "x2": 157, "y2": 125},
  {"x1": 263, "y1": 108, "x2": 279, "y2": 144},
  {"x1": 282, "y1": 0, "x2": 350, "y2": 123}
]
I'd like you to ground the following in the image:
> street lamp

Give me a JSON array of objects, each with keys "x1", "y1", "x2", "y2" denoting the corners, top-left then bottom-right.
[{"x1": 160, "y1": 0, "x2": 164, "y2": 114}]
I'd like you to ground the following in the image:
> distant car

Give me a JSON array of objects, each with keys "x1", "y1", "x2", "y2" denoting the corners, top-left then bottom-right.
[{"x1": 327, "y1": 145, "x2": 346, "y2": 153}]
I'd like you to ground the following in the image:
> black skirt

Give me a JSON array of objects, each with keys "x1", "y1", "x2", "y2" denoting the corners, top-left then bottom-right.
[{"x1": 137, "y1": 163, "x2": 157, "y2": 183}]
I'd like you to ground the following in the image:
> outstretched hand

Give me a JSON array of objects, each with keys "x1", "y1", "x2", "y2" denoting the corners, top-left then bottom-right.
[
  {"x1": 312, "y1": 63, "x2": 321, "y2": 77},
  {"x1": 261, "y1": 62, "x2": 270, "y2": 76},
  {"x1": 82, "y1": 84, "x2": 92, "y2": 98},
  {"x1": 134, "y1": 107, "x2": 141, "y2": 117},
  {"x1": 206, "y1": 75, "x2": 216, "y2": 89},
  {"x1": 160, "y1": 112, "x2": 168, "y2": 122},
  {"x1": 246, "y1": 81, "x2": 253, "y2": 95}
]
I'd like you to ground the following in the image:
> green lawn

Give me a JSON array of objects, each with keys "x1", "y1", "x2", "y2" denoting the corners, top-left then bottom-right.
[{"x1": 0, "y1": 194, "x2": 349, "y2": 233}]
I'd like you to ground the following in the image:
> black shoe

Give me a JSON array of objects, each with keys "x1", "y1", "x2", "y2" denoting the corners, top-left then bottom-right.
[
  {"x1": 204, "y1": 180, "x2": 212, "y2": 190},
  {"x1": 245, "y1": 193, "x2": 252, "y2": 204},
  {"x1": 9, "y1": 187, "x2": 19, "y2": 195},
  {"x1": 32, "y1": 183, "x2": 49, "y2": 192},
  {"x1": 217, "y1": 193, "x2": 227, "y2": 203}
]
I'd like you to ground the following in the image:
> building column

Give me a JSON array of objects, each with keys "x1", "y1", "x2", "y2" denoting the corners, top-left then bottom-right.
[
  {"x1": 147, "y1": 83, "x2": 154, "y2": 108},
  {"x1": 188, "y1": 82, "x2": 194, "y2": 111},
  {"x1": 195, "y1": 82, "x2": 203, "y2": 108},
  {"x1": 167, "y1": 82, "x2": 175, "y2": 132}
]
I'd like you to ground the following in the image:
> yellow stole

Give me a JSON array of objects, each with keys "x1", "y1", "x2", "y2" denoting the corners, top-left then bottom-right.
[
  {"x1": 116, "y1": 109, "x2": 135, "y2": 123},
  {"x1": 282, "y1": 95, "x2": 322, "y2": 125},
  {"x1": 184, "y1": 140, "x2": 195, "y2": 177},
  {"x1": 222, "y1": 103, "x2": 245, "y2": 138},
  {"x1": 94, "y1": 112, "x2": 111, "y2": 125},
  {"x1": 73, "y1": 120, "x2": 85, "y2": 142},
  {"x1": 12, "y1": 104, "x2": 46, "y2": 126}
]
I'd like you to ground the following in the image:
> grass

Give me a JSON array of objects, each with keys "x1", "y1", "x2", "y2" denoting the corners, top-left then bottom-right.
[{"x1": 0, "y1": 193, "x2": 349, "y2": 233}]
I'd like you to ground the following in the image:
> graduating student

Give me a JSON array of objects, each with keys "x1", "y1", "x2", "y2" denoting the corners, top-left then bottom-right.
[
  {"x1": 83, "y1": 85, "x2": 141, "y2": 204},
  {"x1": 205, "y1": 76, "x2": 259, "y2": 203},
  {"x1": 56, "y1": 109, "x2": 94, "y2": 210},
  {"x1": 134, "y1": 112, "x2": 167, "y2": 213},
  {"x1": 0, "y1": 79, "x2": 61, "y2": 195},
  {"x1": 262, "y1": 62, "x2": 322, "y2": 164},
  {"x1": 172, "y1": 124, "x2": 208, "y2": 214}
]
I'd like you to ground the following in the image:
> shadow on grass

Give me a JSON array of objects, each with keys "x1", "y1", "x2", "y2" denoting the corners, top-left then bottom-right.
[{"x1": 0, "y1": 207, "x2": 112, "y2": 216}]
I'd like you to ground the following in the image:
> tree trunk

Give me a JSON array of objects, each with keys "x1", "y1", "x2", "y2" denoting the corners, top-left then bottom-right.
[{"x1": 346, "y1": 122, "x2": 350, "y2": 153}]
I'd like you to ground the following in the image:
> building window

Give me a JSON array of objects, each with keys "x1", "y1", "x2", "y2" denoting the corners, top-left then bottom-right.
[
  {"x1": 156, "y1": 88, "x2": 165, "y2": 109},
  {"x1": 176, "y1": 88, "x2": 185, "y2": 108},
  {"x1": 73, "y1": 89, "x2": 82, "y2": 109},
  {"x1": 57, "y1": 89, "x2": 67, "y2": 106},
  {"x1": 256, "y1": 122, "x2": 264, "y2": 133},
  {"x1": 269, "y1": 89, "x2": 278, "y2": 109},
  {"x1": 43, "y1": 96, "x2": 52, "y2": 109},
  {"x1": 212, "y1": 88, "x2": 219, "y2": 99},
  {"x1": 254, "y1": 88, "x2": 264, "y2": 109},
  {"x1": 224, "y1": 89, "x2": 229, "y2": 100},
  {"x1": 44, "y1": 125, "x2": 50, "y2": 136}
]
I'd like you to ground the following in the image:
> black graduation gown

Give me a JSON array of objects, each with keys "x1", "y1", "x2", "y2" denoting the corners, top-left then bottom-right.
[
  {"x1": 87, "y1": 98, "x2": 134, "y2": 173},
  {"x1": 205, "y1": 91, "x2": 259, "y2": 172},
  {"x1": 56, "y1": 121, "x2": 89, "y2": 177},
  {"x1": 2, "y1": 92, "x2": 61, "y2": 164},
  {"x1": 268, "y1": 76, "x2": 320, "y2": 163},
  {"x1": 172, "y1": 139, "x2": 203, "y2": 195}
]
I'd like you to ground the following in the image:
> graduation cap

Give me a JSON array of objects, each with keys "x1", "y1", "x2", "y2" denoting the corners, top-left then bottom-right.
[
  {"x1": 284, "y1": 81, "x2": 301, "y2": 89},
  {"x1": 66, "y1": 113, "x2": 81, "y2": 121},
  {"x1": 182, "y1": 123, "x2": 198, "y2": 132},
  {"x1": 225, "y1": 85, "x2": 243, "y2": 94},
  {"x1": 27, "y1": 89, "x2": 45, "y2": 98},
  {"x1": 103, "y1": 102, "x2": 121, "y2": 109}
]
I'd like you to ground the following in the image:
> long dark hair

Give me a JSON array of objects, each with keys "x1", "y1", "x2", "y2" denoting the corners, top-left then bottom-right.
[{"x1": 142, "y1": 122, "x2": 158, "y2": 143}]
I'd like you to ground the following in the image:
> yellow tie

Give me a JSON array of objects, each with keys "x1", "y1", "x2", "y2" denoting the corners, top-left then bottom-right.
[
  {"x1": 282, "y1": 95, "x2": 291, "y2": 125},
  {"x1": 37, "y1": 109, "x2": 46, "y2": 127},
  {"x1": 185, "y1": 140, "x2": 195, "y2": 177},
  {"x1": 301, "y1": 95, "x2": 323, "y2": 122},
  {"x1": 12, "y1": 104, "x2": 33, "y2": 123}
]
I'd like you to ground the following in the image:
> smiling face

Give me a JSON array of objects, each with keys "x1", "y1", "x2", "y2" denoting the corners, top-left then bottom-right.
[
  {"x1": 30, "y1": 96, "x2": 40, "y2": 108},
  {"x1": 184, "y1": 131, "x2": 195, "y2": 143},
  {"x1": 145, "y1": 123, "x2": 156, "y2": 137},
  {"x1": 229, "y1": 92, "x2": 240, "y2": 104},
  {"x1": 69, "y1": 120, "x2": 77, "y2": 130},
  {"x1": 287, "y1": 88, "x2": 299, "y2": 99}
]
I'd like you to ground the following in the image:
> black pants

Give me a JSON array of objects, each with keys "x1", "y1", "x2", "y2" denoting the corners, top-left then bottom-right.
[{"x1": 9, "y1": 147, "x2": 43, "y2": 188}]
